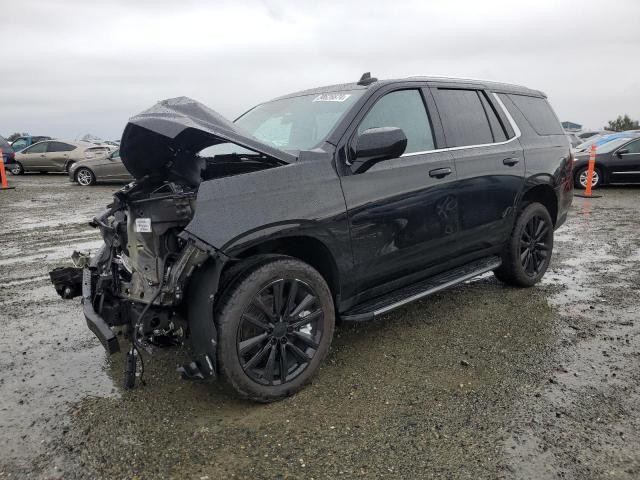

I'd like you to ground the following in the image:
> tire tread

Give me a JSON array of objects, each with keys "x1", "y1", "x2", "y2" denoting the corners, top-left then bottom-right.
[{"x1": 215, "y1": 256, "x2": 334, "y2": 402}]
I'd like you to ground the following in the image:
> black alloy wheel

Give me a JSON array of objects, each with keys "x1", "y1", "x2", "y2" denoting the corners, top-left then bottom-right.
[
  {"x1": 237, "y1": 278, "x2": 324, "y2": 386},
  {"x1": 494, "y1": 202, "x2": 554, "y2": 287},
  {"x1": 215, "y1": 257, "x2": 335, "y2": 402},
  {"x1": 520, "y1": 214, "x2": 550, "y2": 277}
]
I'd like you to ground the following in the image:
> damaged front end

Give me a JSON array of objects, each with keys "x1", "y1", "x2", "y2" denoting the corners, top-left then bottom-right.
[
  {"x1": 51, "y1": 181, "x2": 218, "y2": 387},
  {"x1": 50, "y1": 96, "x2": 294, "y2": 388}
]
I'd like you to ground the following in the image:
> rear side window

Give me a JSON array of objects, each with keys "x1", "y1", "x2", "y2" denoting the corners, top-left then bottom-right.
[
  {"x1": 47, "y1": 142, "x2": 76, "y2": 152},
  {"x1": 357, "y1": 89, "x2": 435, "y2": 154},
  {"x1": 435, "y1": 89, "x2": 493, "y2": 147},
  {"x1": 507, "y1": 94, "x2": 563, "y2": 135},
  {"x1": 479, "y1": 92, "x2": 507, "y2": 142}
]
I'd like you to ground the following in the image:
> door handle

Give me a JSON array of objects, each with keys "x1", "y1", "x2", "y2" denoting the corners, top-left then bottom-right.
[
  {"x1": 503, "y1": 157, "x2": 520, "y2": 166},
  {"x1": 429, "y1": 167, "x2": 452, "y2": 179}
]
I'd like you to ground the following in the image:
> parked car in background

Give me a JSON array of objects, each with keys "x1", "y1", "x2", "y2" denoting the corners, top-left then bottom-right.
[
  {"x1": 1, "y1": 135, "x2": 16, "y2": 168},
  {"x1": 68, "y1": 149, "x2": 133, "y2": 185},
  {"x1": 10, "y1": 140, "x2": 111, "y2": 174},
  {"x1": 577, "y1": 130, "x2": 613, "y2": 141},
  {"x1": 566, "y1": 133, "x2": 581, "y2": 147},
  {"x1": 575, "y1": 132, "x2": 639, "y2": 153},
  {"x1": 9, "y1": 135, "x2": 52, "y2": 152},
  {"x1": 50, "y1": 75, "x2": 573, "y2": 401},
  {"x1": 573, "y1": 134, "x2": 640, "y2": 188}
]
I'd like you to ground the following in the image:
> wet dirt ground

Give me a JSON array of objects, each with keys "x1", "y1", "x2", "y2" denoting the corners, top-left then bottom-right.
[{"x1": 0, "y1": 174, "x2": 639, "y2": 479}]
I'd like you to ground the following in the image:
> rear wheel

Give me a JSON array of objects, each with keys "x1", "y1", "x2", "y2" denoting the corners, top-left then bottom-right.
[
  {"x1": 75, "y1": 167, "x2": 95, "y2": 186},
  {"x1": 574, "y1": 166, "x2": 603, "y2": 189},
  {"x1": 494, "y1": 202, "x2": 554, "y2": 287},
  {"x1": 9, "y1": 162, "x2": 23, "y2": 175},
  {"x1": 216, "y1": 257, "x2": 335, "y2": 402}
]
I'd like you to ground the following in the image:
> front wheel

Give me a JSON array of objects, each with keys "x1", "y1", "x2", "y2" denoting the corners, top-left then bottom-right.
[
  {"x1": 9, "y1": 162, "x2": 24, "y2": 175},
  {"x1": 574, "y1": 166, "x2": 603, "y2": 189},
  {"x1": 494, "y1": 202, "x2": 554, "y2": 287},
  {"x1": 75, "y1": 167, "x2": 95, "y2": 186},
  {"x1": 216, "y1": 257, "x2": 335, "y2": 402}
]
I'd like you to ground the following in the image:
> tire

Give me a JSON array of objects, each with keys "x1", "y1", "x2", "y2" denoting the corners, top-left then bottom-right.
[
  {"x1": 75, "y1": 167, "x2": 96, "y2": 186},
  {"x1": 65, "y1": 161, "x2": 75, "y2": 173},
  {"x1": 494, "y1": 202, "x2": 554, "y2": 287},
  {"x1": 9, "y1": 162, "x2": 23, "y2": 175},
  {"x1": 216, "y1": 257, "x2": 335, "y2": 402},
  {"x1": 574, "y1": 166, "x2": 603, "y2": 189}
]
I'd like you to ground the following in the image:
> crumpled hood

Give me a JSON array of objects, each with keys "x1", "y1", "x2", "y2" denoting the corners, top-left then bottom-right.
[{"x1": 120, "y1": 96, "x2": 296, "y2": 185}]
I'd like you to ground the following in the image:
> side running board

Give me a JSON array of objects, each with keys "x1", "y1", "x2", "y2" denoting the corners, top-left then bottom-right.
[{"x1": 341, "y1": 256, "x2": 501, "y2": 322}]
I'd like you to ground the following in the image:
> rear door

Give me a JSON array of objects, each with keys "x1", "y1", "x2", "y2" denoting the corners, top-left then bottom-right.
[
  {"x1": 431, "y1": 86, "x2": 524, "y2": 256},
  {"x1": 609, "y1": 138, "x2": 640, "y2": 183},
  {"x1": 19, "y1": 141, "x2": 48, "y2": 169},
  {"x1": 339, "y1": 86, "x2": 458, "y2": 295},
  {"x1": 45, "y1": 141, "x2": 77, "y2": 171}
]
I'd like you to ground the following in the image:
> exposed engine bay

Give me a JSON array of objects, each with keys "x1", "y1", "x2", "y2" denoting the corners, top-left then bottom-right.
[
  {"x1": 51, "y1": 179, "x2": 209, "y2": 387},
  {"x1": 49, "y1": 157, "x2": 284, "y2": 389},
  {"x1": 49, "y1": 96, "x2": 296, "y2": 388}
]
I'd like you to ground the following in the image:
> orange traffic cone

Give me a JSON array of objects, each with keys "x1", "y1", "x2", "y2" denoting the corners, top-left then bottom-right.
[
  {"x1": 0, "y1": 148, "x2": 15, "y2": 190},
  {"x1": 575, "y1": 144, "x2": 601, "y2": 198}
]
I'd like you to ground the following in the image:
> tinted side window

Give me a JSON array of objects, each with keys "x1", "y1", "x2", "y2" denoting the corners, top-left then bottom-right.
[
  {"x1": 436, "y1": 89, "x2": 493, "y2": 147},
  {"x1": 479, "y1": 92, "x2": 507, "y2": 142},
  {"x1": 358, "y1": 89, "x2": 435, "y2": 154},
  {"x1": 25, "y1": 142, "x2": 47, "y2": 153},
  {"x1": 623, "y1": 139, "x2": 640, "y2": 154},
  {"x1": 47, "y1": 142, "x2": 76, "y2": 152},
  {"x1": 508, "y1": 94, "x2": 563, "y2": 135}
]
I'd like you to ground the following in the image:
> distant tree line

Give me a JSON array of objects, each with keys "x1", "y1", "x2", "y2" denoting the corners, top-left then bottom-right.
[{"x1": 605, "y1": 115, "x2": 639, "y2": 132}]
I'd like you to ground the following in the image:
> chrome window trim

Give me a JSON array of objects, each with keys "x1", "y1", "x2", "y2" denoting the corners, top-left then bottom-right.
[
  {"x1": 401, "y1": 92, "x2": 522, "y2": 157},
  {"x1": 612, "y1": 171, "x2": 640, "y2": 175}
]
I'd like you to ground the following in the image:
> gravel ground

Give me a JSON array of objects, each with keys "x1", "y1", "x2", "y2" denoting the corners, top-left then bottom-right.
[{"x1": 0, "y1": 174, "x2": 639, "y2": 479}]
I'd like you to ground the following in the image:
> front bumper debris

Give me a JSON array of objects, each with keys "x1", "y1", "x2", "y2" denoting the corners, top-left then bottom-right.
[
  {"x1": 82, "y1": 268, "x2": 120, "y2": 355},
  {"x1": 49, "y1": 266, "x2": 83, "y2": 299}
]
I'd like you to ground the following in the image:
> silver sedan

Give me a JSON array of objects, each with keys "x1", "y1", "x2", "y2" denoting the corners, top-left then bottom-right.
[{"x1": 68, "y1": 149, "x2": 133, "y2": 186}]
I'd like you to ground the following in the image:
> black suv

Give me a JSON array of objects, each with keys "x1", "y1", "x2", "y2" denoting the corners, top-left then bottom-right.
[{"x1": 51, "y1": 74, "x2": 573, "y2": 402}]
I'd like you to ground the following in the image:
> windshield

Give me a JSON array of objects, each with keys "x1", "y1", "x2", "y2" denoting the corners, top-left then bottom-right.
[
  {"x1": 596, "y1": 137, "x2": 638, "y2": 153},
  {"x1": 236, "y1": 90, "x2": 364, "y2": 151},
  {"x1": 577, "y1": 134, "x2": 631, "y2": 152},
  {"x1": 10, "y1": 138, "x2": 29, "y2": 151}
]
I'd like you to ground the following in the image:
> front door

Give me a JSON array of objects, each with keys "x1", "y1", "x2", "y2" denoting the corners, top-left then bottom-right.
[
  {"x1": 431, "y1": 87, "x2": 525, "y2": 257},
  {"x1": 101, "y1": 153, "x2": 126, "y2": 179},
  {"x1": 19, "y1": 141, "x2": 48, "y2": 170},
  {"x1": 609, "y1": 138, "x2": 640, "y2": 183},
  {"x1": 339, "y1": 88, "x2": 459, "y2": 298}
]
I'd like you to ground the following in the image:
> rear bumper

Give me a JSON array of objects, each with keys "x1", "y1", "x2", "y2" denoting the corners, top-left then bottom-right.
[{"x1": 82, "y1": 268, "x2": 120, "y2": 355}]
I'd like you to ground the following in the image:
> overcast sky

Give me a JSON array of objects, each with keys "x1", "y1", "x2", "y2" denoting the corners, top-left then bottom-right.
[{"x1": 1, "y1": 0, "x2": 639, "y2": 140}]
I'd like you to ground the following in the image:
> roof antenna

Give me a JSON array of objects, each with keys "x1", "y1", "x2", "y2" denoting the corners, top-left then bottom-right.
[{"x1": 357, "y1": 72, "x2": 377, "y2": 86}]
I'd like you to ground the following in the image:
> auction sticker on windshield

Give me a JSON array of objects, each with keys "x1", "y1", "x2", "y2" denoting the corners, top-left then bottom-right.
[{"x1": 313, "y1": 93, "x2": 351, "y2": 102}]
